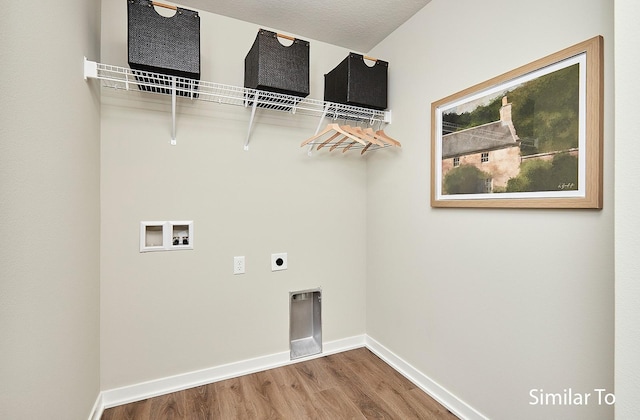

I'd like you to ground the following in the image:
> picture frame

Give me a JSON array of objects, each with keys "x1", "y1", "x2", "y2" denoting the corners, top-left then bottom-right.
[{"x1": 431, "y1": 36, "x2": 603, "y2": 209}]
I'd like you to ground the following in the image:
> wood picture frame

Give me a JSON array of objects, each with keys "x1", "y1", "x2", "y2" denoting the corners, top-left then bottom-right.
[{"x1": 431, "y1": 36, "x2": 603, "y2": 209}]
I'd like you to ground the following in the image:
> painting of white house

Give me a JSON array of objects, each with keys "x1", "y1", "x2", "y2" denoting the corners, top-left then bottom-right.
[{"x1": 434, "y1": 55, "x2": 586, "y2": 201}]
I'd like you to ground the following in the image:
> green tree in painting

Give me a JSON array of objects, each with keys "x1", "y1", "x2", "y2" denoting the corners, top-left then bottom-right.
[
  {"x1": 509, "y1": 64, "x2": 579, "y2": 156},
  {"x1": 443, "y1": 165, "x2": 491, "y2": 194},
  {"x1": 443, "y1": 98, "x2": 502, "y2": 133},
  {"x1": 505, "y1": 153, "x2": 578, "y2": 192}
]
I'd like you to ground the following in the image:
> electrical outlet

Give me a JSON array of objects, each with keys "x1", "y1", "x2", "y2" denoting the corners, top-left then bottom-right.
[
  {"x1": 234, "y1": 256, "x2": 245, "y2": 275},
  {"x1": 271, "y1": 252, "x2": 287, "y2": 271}
]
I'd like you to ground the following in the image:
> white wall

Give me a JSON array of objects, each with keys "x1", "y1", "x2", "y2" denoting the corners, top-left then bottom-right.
[
  {"x1": 615, "y1": 0, "x2": 640, "y2": 418},
  {"x1": 99, "y1": 3, "x2": 367, "y2": 389},
  {"x1": 0, "y1": 1, "x2": 101, "y2": 419},
  {"x1": 1, "y1": 1, "x2": 630, "y2": 418},
  {"x1": 366, "y1": 1, "x2": 614, "y2": 419}
]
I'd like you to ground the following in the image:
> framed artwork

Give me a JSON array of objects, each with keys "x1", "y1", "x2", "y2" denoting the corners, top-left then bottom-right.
[{"x1": 431, "y1": 36, "x2": 603, "y2": 208}]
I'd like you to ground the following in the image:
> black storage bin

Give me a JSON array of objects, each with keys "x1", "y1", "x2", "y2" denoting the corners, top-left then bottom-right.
[
  {"x1": 244, "y1": 29, "x2": 310, "y2": 98},
  {"x1": 324, "y1": 53, "x2": 388, "y2": 110},
  {"x1": 127, "y1": 0, "x2": 200, "y2": 96}
]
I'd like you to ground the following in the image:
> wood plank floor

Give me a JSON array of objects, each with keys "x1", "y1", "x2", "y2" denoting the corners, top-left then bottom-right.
[{"x1": 101, "y1": 347, "x2": 459, "y2": 419}]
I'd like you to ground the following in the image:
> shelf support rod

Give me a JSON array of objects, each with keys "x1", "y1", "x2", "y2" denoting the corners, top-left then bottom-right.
[
  {"x1": 171, "y1": 76, "x2": 177, "y2": 145},
  {"x1": 307, "y1": 103, "x2": 330, "y2": 156},
  {"x1": 244, "y1": 91, "x2": 258, "y2": 151}
]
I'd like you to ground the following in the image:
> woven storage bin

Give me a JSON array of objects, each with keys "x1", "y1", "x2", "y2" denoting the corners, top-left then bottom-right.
[
  {"x1": 127, "y1": 0, "x2": 200, "y2": 96},
  {"x1": 324, "y1": 53, "x2": 388, "y2": 110},
  {"x1": 244, "y1": 29, "x2": 310, "y2": 98}
]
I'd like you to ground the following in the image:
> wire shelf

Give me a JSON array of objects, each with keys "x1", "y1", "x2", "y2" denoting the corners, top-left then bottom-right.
[
  {"x1": 84, "y1": 59, "x2": 395, "y2": 153},
  {"x1": 84, "y1": 60, "x2": 390, "y2": 124}
]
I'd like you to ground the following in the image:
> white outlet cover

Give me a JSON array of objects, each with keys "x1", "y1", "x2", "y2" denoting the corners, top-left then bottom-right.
[
  {"x1": 271, "y1": 253, "x2": 287, "y2": 271},
  {"x1": 234, "y1": 256, "x2": 245, "y2": 275}
]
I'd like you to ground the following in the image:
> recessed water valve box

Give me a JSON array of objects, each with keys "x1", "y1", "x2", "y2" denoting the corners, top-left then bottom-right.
[
  {"x1": 140, "y1": 220, "x2": 193, "y2": 252},
  {"x1": 143, "y1": 223, "x2": 164, "y2": 249}
]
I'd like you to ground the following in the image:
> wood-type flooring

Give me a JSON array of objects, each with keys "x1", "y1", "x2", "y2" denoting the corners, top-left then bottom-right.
[{"x1": 101, "y1": 347, "x2": 459, "y2": 419}]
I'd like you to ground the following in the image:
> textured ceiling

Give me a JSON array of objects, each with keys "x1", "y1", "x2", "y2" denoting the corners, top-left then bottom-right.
[{"x1": 177, "y1": 0, "x2": 431, "y2": 52}]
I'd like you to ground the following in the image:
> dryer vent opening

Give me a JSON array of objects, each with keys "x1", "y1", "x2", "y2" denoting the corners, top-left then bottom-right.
[{"x1": 289, "y1": 289, "x2": 322, "y2": 360}]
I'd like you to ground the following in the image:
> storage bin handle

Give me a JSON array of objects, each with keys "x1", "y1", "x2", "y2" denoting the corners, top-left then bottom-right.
[
  {"x1": 277, "y1": 33, "x2": 296, "y2": 41},
  {"x1": 363, "y1": 55, "x2": 378, "y2": 62},
  {"x1": 151, "y1": 1, "x2": 177, "y2": 10}
]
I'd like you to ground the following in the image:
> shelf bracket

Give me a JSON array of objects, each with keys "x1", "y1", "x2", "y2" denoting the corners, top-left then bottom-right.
[
  {"x1": 170, "y1": 77, "x2": 178, "y2": 145},
  {"x1": 307, "y1": 103, "x2": 330, "y2": 156},
  {"x1": 244, "y1": 91, "x2": 259, "y2": 151}
]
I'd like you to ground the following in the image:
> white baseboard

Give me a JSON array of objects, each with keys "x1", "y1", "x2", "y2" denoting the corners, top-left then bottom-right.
[
  {"x1": 93, "y1": 334, "x2": 366, "y2": 416},
  {"x1": 365, "y1": 335, "x2": 488, "y2": 420},
  {"x1": 88, "y1": 392, "x2": 103, "y2": 420},
  {"x1": 90, "y1": 334, "x2": 483, "y2": 420}
]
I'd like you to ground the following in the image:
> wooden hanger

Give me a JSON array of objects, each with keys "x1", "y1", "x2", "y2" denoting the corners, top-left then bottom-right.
[
  {"x1": 301, "y1": 122, "x2": 400, "y2": 155},
  {"x1": 361, "y1": 142, "x2": 374, "y2": 155},
  {"x1": 301, "y1": 124, "x2": 336, "y2": 146},
  {"x1": 300, "y1": 123, "x2": 366, "y2": 147},
  {"x1": 316, "y1": 132, "x2": 342, "y2": 150},
  {"x1": 340, "y1": 125, "x2": 384, "y2": 147},
  {"x1": 329, "y1": 135, "x2": 350, "y2": 151},
  {"x1": 332, "y1": 124, "x2": 367, "y2": 145},
  {"x1": 354, "y1": 126, "x2": 386, "y2": 147},
  {"x1": 374, "y1": 129, "x2": 401, "y2": 147},
  {"x1": 358, "y1": 127, "x2": 395, "y2": 147},
  {"x1": 342, "y1": 141, "x2": 358, "y2": 153}
]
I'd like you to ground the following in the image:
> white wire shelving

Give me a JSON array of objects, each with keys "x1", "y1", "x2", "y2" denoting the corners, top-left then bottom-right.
[{"x1": 84, "y1": 58, "x2": 392, "y2": 150}]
